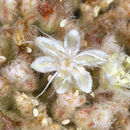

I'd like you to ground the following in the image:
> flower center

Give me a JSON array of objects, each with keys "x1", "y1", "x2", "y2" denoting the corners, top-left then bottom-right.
[
  {"x1": 58, "y1": 58, "x2": 74, "y2": 72},
  {"x1": 64, "y1": 58, "x2": 71, "y2": 67}
]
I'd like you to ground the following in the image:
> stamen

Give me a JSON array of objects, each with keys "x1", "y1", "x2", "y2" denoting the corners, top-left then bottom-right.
[
  {"x1": 31, "y1": 25, "x2": 58, "y2": 43},
  {"x1": 83, "y1": 52, "x2": 108, "y2": 61},
  {"x1": 21, "y1": 40, "x2": 34, "y2": 44},
  {"x1": 47, "y1": 77, "x2": 67, "y2": 99},
  {"x1": 36, "y1": 72, "x2": 58, "y2": 99},
  {"x1": 31, "y1": 25, "x2": 66, "y2": 56}
]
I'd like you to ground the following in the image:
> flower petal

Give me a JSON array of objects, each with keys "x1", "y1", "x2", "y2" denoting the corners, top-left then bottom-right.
[
  {"x1": 31, "y1": 56, "x2": 57, "y2": 73},
  {"x1": 54, "y1": 73, "x2": 70, "y2": 94},
  {"x1": 64, "y1": 30, "x2": 80, "y2": 56},
  {"x1": 74, "y1": 50, "x2": 108, "y2": 67},
  {"x1": 72, "y1": 67, "x2": 92, "y2": 93},
  {"x1": 35, "y1": 37, "x2": 65, "y2": 57}
]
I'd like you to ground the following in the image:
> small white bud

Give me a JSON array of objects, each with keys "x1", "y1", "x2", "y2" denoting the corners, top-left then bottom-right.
[
  {"x1": 90, "y1": 92, "x2": 95, "y2": 97},
  {"x1": 60, "y1": 19, "x2": 67, "y2": 28},
  {"x1": 48, "y1": 75, "x2": 53, "y2": 81},
  {"x1": 94, "y1": 6, "x2": 100, "y2": 17},
  {"x1": 62, "y1": 119, "x2": 70, "y2": 125},
  {"x1": 106, "y1": 0, "x2": 113, "y2": 4},
  {"x1": 0, "y1": 56, "x2": 6, "y2": 63},
  {"x1": 33, "y1": 108, "x2": 39, "y2": 117},
  {"x1": 74, "y1": 90, "x2": 79, "y2": 97},
  {"x1": 26, "y1": 47, "x2": 32, "y2": 53},
  {"x1": 42, "y1": 118, "x2": 48, "y2": 126}
]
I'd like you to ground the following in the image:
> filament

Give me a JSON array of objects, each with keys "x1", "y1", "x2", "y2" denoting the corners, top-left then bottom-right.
[
  {"x1": 36, "y1": 72, "x2": 58, "y2": 99},
  {"x1": 31, "y1": 25, "x2": 58, "y2": 43}
]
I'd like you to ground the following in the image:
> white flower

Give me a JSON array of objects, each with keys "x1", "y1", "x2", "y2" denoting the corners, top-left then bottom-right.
[
  {"x1": 31, "y1": 30, "x2": 107, "y2": 98},
  {"x1": 101, "y1": 53, "x2": 130, "y2": 97}
]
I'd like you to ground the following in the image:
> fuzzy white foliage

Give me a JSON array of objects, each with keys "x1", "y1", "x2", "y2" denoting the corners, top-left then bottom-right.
[
  {"x1": 74, "y1": 104, "x2": 113, "y2": 130},
  {"x1": 31, "y1": 30, "x2": 107, "y2": 95},
  {"x1": 2, "y1": 58, "x2": 37, "y2": 91},
  {"x1": 21, "y1": 0, "x2": 39, "y2": 16},
  {"x1": 0, "y1": 77, "x2": 11, "y2": 95},
  {"x1": 21, "y1": 102, "x2": 61, "y2": 130},
  {"x1": 52, "y1": 91, "x2": 86, "y2": 121},
  {"x1": 101, "y1": 34, "x2": 121, "y2": 54},
  {"x1": 14, "y1": 92, "x2": 38, "y2": 116},
  {"x1": 0, "y1": 0, "x2": 17, "y2": 23},
  {"x1": 93, "y1": 109, "x2": 113, "y2": 129}
]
